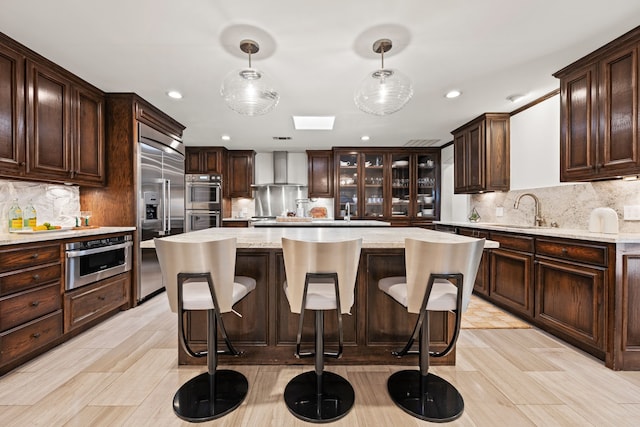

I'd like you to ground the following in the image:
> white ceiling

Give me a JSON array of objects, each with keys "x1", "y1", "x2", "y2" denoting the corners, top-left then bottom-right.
[{"x1": 1, "y1": 1, "x2": 639, "y2": 152}]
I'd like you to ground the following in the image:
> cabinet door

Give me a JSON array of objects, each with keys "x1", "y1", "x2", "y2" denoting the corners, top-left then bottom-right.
[
  {"x1": 389, "y1": 153, "x2": 409, "y2": 218},
  {"x1": 453, "y1": 133, "x2": 466, "y2": 192},
  {"x1": 26, "y1": 60, "x2": 72, "y2": 181},
  {"x1": 0, "y1": 43, "x2": 25, "y2": 177},
  {"x1": 598, "y1": 44, "x2": 639, "y2": 176},
  {"x1": 336, "y1": 152, "x2": 359, "y2": 218},
  {"x1": 72, "y1": 85, "x2": 105, "y2": 186},
  {"x1": 203, "y1": 149, "x2": 225, "y2": 174},
  {"x1": 490, "y1": 248, "x2": 534, "y2": 317},
  {"x1": 184, "y1": 149, "x2": 203, "y2": 173},
  {"x1": 307, "y1": 150, "x2": 333, "y2": 198},
  {"x1": 559, "y1": 64, "x2": 598, "y2": 181},
  {"x1": 364, "y1": 152, "x2": 385, "y2": 218},
  {"x1": 535, "y1": 257, "x2": 605, "y2": 354},
  {"x1": 466, "y1": 122, "x2": 485, "y2": 192},
  {"x1": 415, "y1": 153, "x2": 437, "y2": 219},
  {"x1": 226, "y1": 150, "x2": 254, "y2": 198}
]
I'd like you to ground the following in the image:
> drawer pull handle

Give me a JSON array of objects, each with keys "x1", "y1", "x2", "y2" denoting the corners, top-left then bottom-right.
[
  {"x1": 32, "y1": 333, "x2": 41, "y2": 339},
  {"x1": 31, "y1": 253, "x2": 39, "y2": 259},
  {"x1": 561, "y1": 248, "x2": 568, "y2": 255},
  {"x1": 98, "y1": 296, "x2": 106, "y2": 301},
  {"x1": 32, "y1": 274, "x2": 40, "y2": 281},
  {"x1": 31, "y1": 301, "x2": 40, "y2": 307}
]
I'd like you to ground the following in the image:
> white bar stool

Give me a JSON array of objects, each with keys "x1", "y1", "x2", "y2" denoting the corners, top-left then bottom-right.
[
  {"x1": 155, "y1": 237, "x2": 256, "y2": 422},
  {"x1": 378, "y1": 237, "x2": 484, "y2": 422},
  {"x1": 281, "y1": 237, "x2": 362, "y2": 423}
]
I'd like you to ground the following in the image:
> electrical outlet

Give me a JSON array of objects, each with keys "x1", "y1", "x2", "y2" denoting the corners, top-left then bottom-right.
[
  {"x1": 623, "y1": 205, "x2": 640, "y2": 220},
  {"x1": 496, "y1": 206, "x2": 504, "y2": 217}
]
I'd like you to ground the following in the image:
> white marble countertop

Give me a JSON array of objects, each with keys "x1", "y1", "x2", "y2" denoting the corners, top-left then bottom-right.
[
  {"x1": 151, "y1": 227, "x2": 498, "y2": 249},
  {"x1": 435, "y1": 221, "x2": 640, "y2": 244},
  {"x1": 0, "y1": 226, "x2": 136, "y2": 246},
  {"x1": 251, "y1": 219, "x2": 391, "y2": 227}
]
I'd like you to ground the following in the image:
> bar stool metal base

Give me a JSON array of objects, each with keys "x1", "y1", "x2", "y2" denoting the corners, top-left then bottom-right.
[
  {"x1": 284, "y1": 371, "x2": 355, "y2": 423},
  {"x1": 387, "y1": 370, "x2": 464, "y2": 423},
  {"x1": 173, "y1": 370, "x2": 248, "y2": 422}
]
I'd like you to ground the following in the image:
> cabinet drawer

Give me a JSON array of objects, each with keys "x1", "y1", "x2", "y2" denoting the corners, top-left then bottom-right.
[
  {"x1": 64, "y1": 273, "x2": 130, "y2": 332},
  {"x1": 0, "y1": 244, "x2": 60, "y2": 272},
  {"x1": 0, "y1": 264, "x2": 61, "y2": 296},
  {"x1": 0, "y1": 283, "x2": 61, "y2": 331},
  {"x1": 458, "y1": 227, "x2": 490, "y2": 239},
  {"x1": 489, "y1": 231, "x2": 534, "y2": 252},
  {"x1": 535, "y1": 238, "x2": 609, "y2": 267},
  {"x1": 0, "y1": 310, "x2": 62, "y2": 364}
]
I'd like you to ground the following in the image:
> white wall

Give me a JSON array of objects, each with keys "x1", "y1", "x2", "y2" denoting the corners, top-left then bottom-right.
[
  {"x1": 440, "y1": 144, "x2": 470, "y2": 222},
  {"x1": 510, "y1": 94, "x2": 564, "y2": 190}
]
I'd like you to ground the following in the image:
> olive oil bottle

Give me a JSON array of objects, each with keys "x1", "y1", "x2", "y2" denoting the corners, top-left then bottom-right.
[
  {"x1": 8, "y1": 199, "x2": 23, "y2": 231},
  {"x1": 23, "y1": 201, "x2": 37, "y2": 229}
]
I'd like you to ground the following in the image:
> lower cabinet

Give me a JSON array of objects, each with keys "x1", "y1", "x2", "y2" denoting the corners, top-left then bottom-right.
[
  {"x1": 488, "y1": 233, "x2": 535, "y2": 317},
  {"x1": 63, "y1": 273, "x2": 130, "y2": 332},
  {"x1": 0, "y1": 310, "x2": 62, "y2": 366},
  {"x1": 458, "y1": 227, "x2": 490, "y2": 296}
]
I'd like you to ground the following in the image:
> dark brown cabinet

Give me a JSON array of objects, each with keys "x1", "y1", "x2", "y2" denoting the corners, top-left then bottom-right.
[
  {"x1": 226, "y1": 150, "x2": 255, "y2": 198},
  {"x1": 185, "y1": 147, "x2": 227, "y2": 174},
  {"x1": 452, "y1": 113, "x2": 510, "y2": 194},
  {"x1": 488, "y1": 232, "x2": 534, "y2": 317},
  {"x1": 458, "y1": 227, "x2": 490, "y2": 296},
  {"x1": 0, "y1": 33, "x2": 105, "y2": 186},
  {"x1": 333, "y1": 148, "x2": 440, "y2": 223},
  {"x1": 0, "y1": 242, "x2": 63, "y2": 371},
  {"x1": 555, "y1": 26, "x2": 640, "y2": 181},
  {"x1": 0, "y1": 41, "x2": 25, "y2": 177},
  {"x1": 534, "y1": 238, "x2": 609, "y2": 358},
  {"x1": 306, "y1": 150, "x2": 334, "y2": 198}
]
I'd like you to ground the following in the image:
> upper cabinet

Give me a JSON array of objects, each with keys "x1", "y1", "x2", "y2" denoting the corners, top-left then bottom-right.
[
  {"x1": 226, "y1": 150, "x2": 255, "y2": 198},
  {"x1": 306, "y1": 150, "x2": 333, "y2": 198},
  {"x1": 0, "y1": 41, "x2": 25, "y2": 177},
  {"x1": 0, "y1": 33, "x2": 105, "y2": 186},
  {"x1": 185, "y1": 147, "x2": 227, "y2": 174},
  {"x1": 554, "y1": 26, "x2": 640, "y2": 181},
  {"x1": 333, "y1": 148, "x2": 440, "y2": 223},
  {"x1": 452, "y1": 113, "x2": 510, "y2": 194}
]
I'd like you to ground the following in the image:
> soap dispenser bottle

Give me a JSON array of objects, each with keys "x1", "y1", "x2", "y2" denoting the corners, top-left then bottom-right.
[{"x1": 296, "y1": 200, "x2": 305, "y2": 218}]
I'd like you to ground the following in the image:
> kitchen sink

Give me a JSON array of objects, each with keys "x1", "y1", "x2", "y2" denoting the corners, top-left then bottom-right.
[{"x1": 477, "y1": 223, "x2": 553, "y2": 230}]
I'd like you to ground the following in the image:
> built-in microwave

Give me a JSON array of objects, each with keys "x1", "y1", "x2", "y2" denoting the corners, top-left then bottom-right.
[{"x1": 185, "y1": 174, "x2": 222, "y2": 210}]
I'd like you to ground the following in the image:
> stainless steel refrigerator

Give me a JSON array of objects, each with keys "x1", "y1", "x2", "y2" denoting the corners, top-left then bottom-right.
[{"x1": 137, "y1": 123, "x2": 185, "y2": 302}]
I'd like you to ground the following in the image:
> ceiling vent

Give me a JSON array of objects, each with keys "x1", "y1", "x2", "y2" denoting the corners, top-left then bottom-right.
[
  {"x1": 272, "y1": 136, "x2": 292, "y2": 140},
  {"x1": 403, "y1": 139, "x2": 441, "y2": 147}
]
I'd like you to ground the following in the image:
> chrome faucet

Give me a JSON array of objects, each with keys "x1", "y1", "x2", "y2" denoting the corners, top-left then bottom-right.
[
  {"x1": 514, "y1": 193, "x2": 545, "y2": 227},
  {"x1": 345, "y1": 202, "x2": 351, "y2": 221}
]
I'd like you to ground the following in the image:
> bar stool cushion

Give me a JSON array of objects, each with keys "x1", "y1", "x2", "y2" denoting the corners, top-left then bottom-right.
[
  {"x1": 378, "y1": 276, "x2": 458, "y2": 311},
  {"x1": 183, "y1": 277, "x2": 256, "y2": 310}
]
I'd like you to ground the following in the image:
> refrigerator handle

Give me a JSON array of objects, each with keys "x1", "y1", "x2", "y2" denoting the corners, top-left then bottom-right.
[{"x1": 166, "y1": 179, "x2": 171, "y2": 233}]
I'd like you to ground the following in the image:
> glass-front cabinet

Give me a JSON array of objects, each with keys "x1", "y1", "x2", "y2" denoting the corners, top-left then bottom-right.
[{"x1": 334, "y1": 148, "x2": 440, "y2": 223}]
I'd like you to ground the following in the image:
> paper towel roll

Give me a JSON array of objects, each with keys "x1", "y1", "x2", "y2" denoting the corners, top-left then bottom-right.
[{"x1": 588, "y1": 207, "x2": 618, "y2": 234}]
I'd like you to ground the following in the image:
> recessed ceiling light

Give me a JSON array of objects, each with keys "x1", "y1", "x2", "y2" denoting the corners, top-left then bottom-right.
[
  {"x1": 167, "y1": 90, "x2": 183, "y2": 99},
  {"x1": 221, "y1": 135, "x2": 231, "y2": 141},
  {"x1": 292, "y1": 116, "x2": 335, "y2": 130},
  {"x1": 361, "y1": 135, "x2": 370, "y2": 141},
  {"x1": 506, "y1": 94, "x2": 527, "y2": 103},
  {"x1": 445, "y1": 90, "x2": 461, "y2": 99}
]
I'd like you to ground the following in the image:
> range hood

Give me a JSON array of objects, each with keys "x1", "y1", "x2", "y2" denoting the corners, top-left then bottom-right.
[{"x1": 252, "y1": 151, "x2": 307, "y2": 187}]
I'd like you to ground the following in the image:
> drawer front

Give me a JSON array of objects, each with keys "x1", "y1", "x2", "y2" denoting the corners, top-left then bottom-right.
[
  {"x1": 0, "y1": 283, "x2": 62, "y2": 331},
  {"x1": 0, "y1": 264, "x2": 62, "y2": 296},
  {"x1": 535, "y1": 238, "x2": 609, "y2": 267},
  {"x1": 489, "y1": 231, "x2": 535, "y2": 252},
  {"x1": 64, "y1": 274, "x2": 130, "y2": 332},
  {"x1": 458, "y1": 227, "x2": 490, "y2": 239},
  {"x1": 0, "y1": 310, "x2": 63, "y2": 364},
  {"x1": 0, "y1": 244, "x2": 61, "y2": 272}
]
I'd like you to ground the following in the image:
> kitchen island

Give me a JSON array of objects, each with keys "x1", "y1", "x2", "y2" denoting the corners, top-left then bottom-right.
[
  {"x1": 251, "y1": 219, "x2": 391, "y2": 227},
  {"x1": 156, "y1": 227, "x2": 497, "y2": 366}
]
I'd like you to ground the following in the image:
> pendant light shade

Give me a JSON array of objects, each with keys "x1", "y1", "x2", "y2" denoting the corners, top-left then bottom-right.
[
  {"x1": 220, "y1": 40, "x2": 280, "y2": 116},
  {"x1": 354, "y1": 39, "x2": 413, "y2": 116}
]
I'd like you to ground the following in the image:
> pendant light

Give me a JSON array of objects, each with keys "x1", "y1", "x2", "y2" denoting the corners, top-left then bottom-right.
[
  {"x1": 220, "y1": 39, "x2": 280, "y2": 116},
  {"x1": 354, "y1": 39, "x2": 413, "y2": 116}
]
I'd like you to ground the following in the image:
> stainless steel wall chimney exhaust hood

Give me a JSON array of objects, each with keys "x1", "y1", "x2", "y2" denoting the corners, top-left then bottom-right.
[{"x1": 252, "y1": 151, "x2": 306, "y2": 187}]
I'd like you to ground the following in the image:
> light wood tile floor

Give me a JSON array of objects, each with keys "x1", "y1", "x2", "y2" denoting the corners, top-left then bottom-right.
[{"x1": 1, "y1": 294, "x2": 639, "y2": 426}]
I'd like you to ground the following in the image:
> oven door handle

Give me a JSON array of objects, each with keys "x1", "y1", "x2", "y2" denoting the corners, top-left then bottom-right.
[{"x1": 65, "y1": 241, "x2": 133, "y2": 258}]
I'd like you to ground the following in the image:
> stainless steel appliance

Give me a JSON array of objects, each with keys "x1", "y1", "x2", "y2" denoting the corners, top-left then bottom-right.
[
  {"x1": 65, "y1": 235, "x2": 133, "y2": 290},
  {"x1": 185, "y1": 174, "x2": 222, "y2": 231},
  {"x1": 138, "y1": 123, "x2": 185, "y2": 302}
]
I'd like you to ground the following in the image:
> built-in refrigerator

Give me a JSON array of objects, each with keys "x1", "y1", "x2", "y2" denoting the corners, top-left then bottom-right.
[{"x1": 137, "y1": 123, "x2": 185, "y2": 302}]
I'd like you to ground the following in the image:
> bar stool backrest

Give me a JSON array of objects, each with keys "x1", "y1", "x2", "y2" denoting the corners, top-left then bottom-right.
[
  {"x1": 155, "y1": 237, "x2": 237, "y2": 313},
  {"x1": 282, "y1": 238, "x2": 362, "y2": 314},
  {"x1": 405, "y1": 238, "x2": 485, "y2": 314}
]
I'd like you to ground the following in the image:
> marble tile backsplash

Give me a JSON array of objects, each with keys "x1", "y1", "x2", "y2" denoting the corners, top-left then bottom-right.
[
  {"x1": 470, "y1": 180, "x2": 640, "y2": 233},
  {"x1": 0, "y1": 179, "x2": 80, "y2": 233}
]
